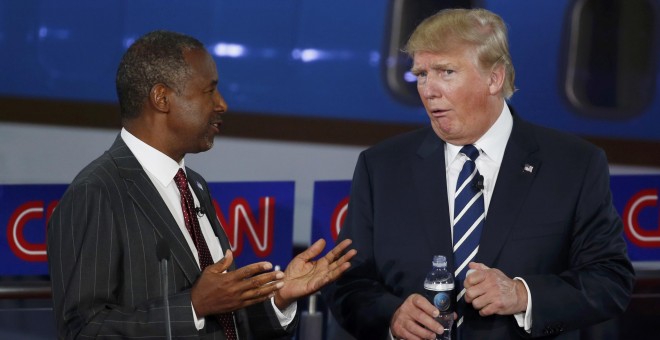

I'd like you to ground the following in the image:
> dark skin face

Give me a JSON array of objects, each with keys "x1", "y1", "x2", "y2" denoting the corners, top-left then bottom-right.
[
  {"x1": 166, "y1": 48, "x2": 227, "y2": 162},
  {"x1": 134, "y1": 48, "x2": 228, "y2": 163}
]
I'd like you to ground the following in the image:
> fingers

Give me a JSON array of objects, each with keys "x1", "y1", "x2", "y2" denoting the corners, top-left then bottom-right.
[
  {"x1": 464, "y1": 262, "x2": 488, "y2": 290},
  {"x1": 325, "y1": 239, "x2": 356, "y2": 265},
  {"x1": 326, "y1": 239, "x2": 352, "y2": 259},
  {"x1": 464, "y1": 266, "x2": 525, "y2": 316},
  {"x1": 464, "y1": 263, "x2": 490, "y2": 304},
  {"x1": 234, "y1": 261, "x2": 273, "y2": 279},
  {"x1": 239, "y1": 269, "x2": 284, "y2": 295},
  {"x1": 390, "y1": 294, "x2": 443, "y2": 340},
  {"x1": 412, "y1": 294, "x2": 439, "y2": 318},
  {"x1": 227, "y1": 262, "x2": 286, "y2": 301},
  {"x1": 468, "y1": 261, "x2": 489, "y2": 271},
  {"x1": 207, "y1": 249, "x2": 234, "y2": 274},
  {"x1": 296, "y1": 239, "x2": 326, "y2": 262},
  {"x1": 192, "y1": 259, "x2": 286, "y2": 316}
]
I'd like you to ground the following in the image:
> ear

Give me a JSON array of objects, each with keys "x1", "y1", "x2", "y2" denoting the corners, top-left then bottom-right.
[
  {"x1": 149, "y1": 83, "x2": 170, "y2": 113},
  {"x1": 488, "y1": 63, "x2": 506, "y2": 96}
]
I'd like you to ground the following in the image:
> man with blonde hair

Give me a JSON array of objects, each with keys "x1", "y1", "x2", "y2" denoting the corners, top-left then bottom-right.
[{"x1": 325, "y1": 8, "x2": 633, "y2": 340}]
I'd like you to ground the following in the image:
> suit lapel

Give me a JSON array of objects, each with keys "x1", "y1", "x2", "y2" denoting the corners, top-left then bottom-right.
[
  {"x1": 186, "y1": 169, "x2": 247, "y2": 335},
  {"x1": 186, "y1": 169, "x2": 236, "y2": 271},
  {"x1": 412, "y1": 129, "x2": 455, "y2": 258},
  {"x1": 475, "y1": 117, "x2": 541, "y2": 266},
  {"x1": 108, "y1": 136, "x2": 201, "y2": 284}
]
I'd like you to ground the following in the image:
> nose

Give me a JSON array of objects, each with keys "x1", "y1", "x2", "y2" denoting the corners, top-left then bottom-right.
[
  {"x1": 214, "y1": 88, "x2": 228, "y2": 113},
  {"x1": 418, "y1": 76, "x2": 440, "y2": 100}
]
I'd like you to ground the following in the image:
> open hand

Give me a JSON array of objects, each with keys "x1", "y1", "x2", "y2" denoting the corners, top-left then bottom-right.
[
  {"x1": 274, "y1": 238, "x2": 356, "y2": 309},
  {"x1": 191, "y1": 250, "x2": 285, "y2": 317}
]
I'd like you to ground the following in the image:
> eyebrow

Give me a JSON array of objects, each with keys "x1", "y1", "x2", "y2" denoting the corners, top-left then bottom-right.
[{"x1": 411, "y1": 62, "x2": 453, "y2": 74}]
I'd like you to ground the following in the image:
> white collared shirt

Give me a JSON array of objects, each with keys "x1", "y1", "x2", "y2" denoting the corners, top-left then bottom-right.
[
  {"x1": 121, "y1": 128, "x2": 223, "y2": 266},
  {"x1": 444, "y1": 104, "x2": 512, "y2": 229}
]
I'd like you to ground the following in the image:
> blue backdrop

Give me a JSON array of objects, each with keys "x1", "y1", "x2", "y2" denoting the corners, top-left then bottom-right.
[{"x1": 1, "y1": 0, "x2": 658, "y2": 140}]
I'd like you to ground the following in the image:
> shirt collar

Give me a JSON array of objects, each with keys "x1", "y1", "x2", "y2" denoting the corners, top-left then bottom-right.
[
  {"x1": 121, "y1": 128, "x2": 184, "y2": 186},
  {"x1": 445, "y1": 103, "x2": 513, "y2": 165}
]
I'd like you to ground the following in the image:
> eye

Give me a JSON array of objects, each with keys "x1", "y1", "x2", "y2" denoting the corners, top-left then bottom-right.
[{"x1": 414, "y1": 71, "x2": 427, "y2": 80}]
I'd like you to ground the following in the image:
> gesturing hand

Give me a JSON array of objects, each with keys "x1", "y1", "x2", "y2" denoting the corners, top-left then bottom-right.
[
  {"x1": 191, "y1": 250, "x2": 285, "y2": 317},
  {"x1": 274, "y1": 238, "x2": 356, "y2": 309}
]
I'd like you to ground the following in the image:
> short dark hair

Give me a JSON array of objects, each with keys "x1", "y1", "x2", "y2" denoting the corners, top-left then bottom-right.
[{"x1": 115, "y1": 30, "x2": 205, "y2": 120}]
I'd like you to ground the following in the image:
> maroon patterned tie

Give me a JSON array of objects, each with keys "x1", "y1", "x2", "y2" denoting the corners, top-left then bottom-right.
[{"x1": 174, "y1": 169, "x2": 238, "y2": 340}]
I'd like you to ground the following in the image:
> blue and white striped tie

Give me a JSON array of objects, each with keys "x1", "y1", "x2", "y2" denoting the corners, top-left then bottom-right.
[{"x1": 453, "y1": 144, "x2": 485, "y2": 331}]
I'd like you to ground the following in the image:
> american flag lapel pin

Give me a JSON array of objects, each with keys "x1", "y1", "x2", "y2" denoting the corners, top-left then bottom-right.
[{"x1": 523, "y1": 164, "x2": 534, "y2": 173}]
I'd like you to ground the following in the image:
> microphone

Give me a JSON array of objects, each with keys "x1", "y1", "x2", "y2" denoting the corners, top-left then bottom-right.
[
  {"x1": 474, "y1": 174, "x2": 484, "y2": 191},
  {"x1": 156, "y1": 239, "x2": 172, "y2": 340},
  {"x1": 194, "y1": 206, "x2": 206, "y2": 217}
]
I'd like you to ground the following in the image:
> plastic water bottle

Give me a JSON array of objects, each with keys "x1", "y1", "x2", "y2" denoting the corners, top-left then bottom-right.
[{"x1": 423, "y1": 255, "x2": 454, "y2": 340}]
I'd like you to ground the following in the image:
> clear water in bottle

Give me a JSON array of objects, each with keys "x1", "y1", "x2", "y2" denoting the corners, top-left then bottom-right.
[{"x1": 423, "y1": 255, "x2": 454, "y2": 340}]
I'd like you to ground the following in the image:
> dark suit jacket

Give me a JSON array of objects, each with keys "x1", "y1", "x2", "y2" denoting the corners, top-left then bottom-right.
[
  {"x1": 48, "y1": 136, "x2": 296, "y2": 339},
  {"x1": 323, "y1": 115, "x2": 634, "y2": 339}
]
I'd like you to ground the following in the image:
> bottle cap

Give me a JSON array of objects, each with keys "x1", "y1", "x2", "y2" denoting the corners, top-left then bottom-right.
[{"x1": 432, "y1": 255, "x2": 447, "y2": 267}]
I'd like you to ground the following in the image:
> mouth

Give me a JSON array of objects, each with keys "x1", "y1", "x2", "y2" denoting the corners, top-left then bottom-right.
[
  {"x1": 211, "y1": 119, "x2": 223, "y2": 132},
  {"x1": 430, "y1": 108, "x2": 449, "y2": 118}
]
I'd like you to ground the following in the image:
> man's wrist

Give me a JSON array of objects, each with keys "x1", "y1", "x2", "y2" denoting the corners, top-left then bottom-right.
[
  {"x1": 274, "y1": 292, "x2": 294, "y2": 311},
  {"x1": 514, "y1": 279, "x2": 529, "y2": 313}
]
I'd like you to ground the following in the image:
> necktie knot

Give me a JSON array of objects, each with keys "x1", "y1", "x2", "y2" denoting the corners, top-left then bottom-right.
[
  {"x1": 174, "y1": 168, "x2": 188, "y2": 192},
  {"x1": 460, "y1": 144, "x2": 480, "y2": 162}
]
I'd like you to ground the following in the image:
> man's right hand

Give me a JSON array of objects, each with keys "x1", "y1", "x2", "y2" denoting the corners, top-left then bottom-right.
[
  {"x1": 190, "y1": 250, "x2": 285, "y2": 317},
  {"x1": 390, "y1": 294, "x2": 445, "y2": 340}
]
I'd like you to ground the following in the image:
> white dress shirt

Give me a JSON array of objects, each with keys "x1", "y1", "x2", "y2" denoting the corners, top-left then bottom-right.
[
  {"x1": 444, "y1": 104, "x2": 532, "y2": 332},
  {"x1": 120, "y1": 128, "x2": 295, "y2": 332}
]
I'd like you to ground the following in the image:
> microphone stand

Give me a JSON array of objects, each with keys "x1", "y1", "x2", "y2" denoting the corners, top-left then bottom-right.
[{"x1": 157, "y1": 240, "x2": 172, "y2": 340}]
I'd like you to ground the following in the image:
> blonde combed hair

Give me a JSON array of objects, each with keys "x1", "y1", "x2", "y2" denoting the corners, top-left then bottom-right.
[{"x1": 404, "y1": 8, "x2": 516, "y2": 99}]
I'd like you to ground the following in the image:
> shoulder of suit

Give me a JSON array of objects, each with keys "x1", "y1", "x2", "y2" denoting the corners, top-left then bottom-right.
[
  {"x1": 68, "y1": 151, "x2": 119, "y2": 187},
  {"x1": 517, "y1": 119, "x2": 604, "y2": 163}
]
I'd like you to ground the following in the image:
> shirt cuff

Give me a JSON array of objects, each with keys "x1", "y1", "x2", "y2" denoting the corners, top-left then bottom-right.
[
  {"x1": 513, "y1": 277, "x2": 532, "y2": 333},
  {"x1": 192, "y1": 302, "x2": 205, "y2": 330},
  {"x1": 388, "y1": 327, "x2": 398, "y2": 340},
  {"x1": 271, "y1": 297, "x2": 297, "y2": 327}
]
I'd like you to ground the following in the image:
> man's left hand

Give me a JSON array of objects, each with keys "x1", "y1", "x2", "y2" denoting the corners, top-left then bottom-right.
[
  {"x1": 274, "y1": 239, "x2": 356, "y2": 309},
  {"x1": 463, "y1": 262, "x2": 528, "y2": 316}
]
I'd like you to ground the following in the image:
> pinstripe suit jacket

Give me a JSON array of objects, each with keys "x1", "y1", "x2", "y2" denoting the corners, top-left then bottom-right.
[{"x1": 48, "y1": 136, "x2": 295, "y2": 339}]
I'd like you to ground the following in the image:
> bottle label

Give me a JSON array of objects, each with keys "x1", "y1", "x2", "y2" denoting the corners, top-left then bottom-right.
[{"x1": 424, "y1": 289, "x2": 453, "y2": 313}]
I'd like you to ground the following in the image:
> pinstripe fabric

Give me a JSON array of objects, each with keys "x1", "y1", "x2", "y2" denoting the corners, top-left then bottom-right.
[{"x1": 47, "y1": 135, "x2": 296, "y2": 339}]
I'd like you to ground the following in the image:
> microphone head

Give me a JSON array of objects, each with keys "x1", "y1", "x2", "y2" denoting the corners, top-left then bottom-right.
[
  {"x1": 474, "y1": 174, "x2": 485, "y2": 191},
  {"x1": 156, "y1": 239, "x2": 171, "y2": 261}
]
